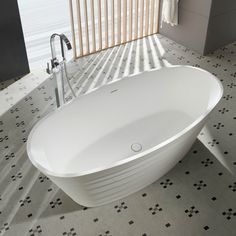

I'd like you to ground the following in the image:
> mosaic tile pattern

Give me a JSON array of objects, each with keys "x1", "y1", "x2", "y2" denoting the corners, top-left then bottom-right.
[
  {"x1": 0, "y1": 35, "x2": 236, "y2": 236},
  {"x1": 0, "y1": 70, "x2": 49, "y2": 115}
]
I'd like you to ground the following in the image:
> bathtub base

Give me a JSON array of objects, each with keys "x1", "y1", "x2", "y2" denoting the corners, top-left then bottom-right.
[{"x1": 48, "y1": 122, "x2": 204, "y2": 207}]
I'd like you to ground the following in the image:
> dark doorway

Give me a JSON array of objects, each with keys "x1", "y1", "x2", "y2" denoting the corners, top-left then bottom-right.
[{"x1": 0, "y1": 0, "x2": 30, "y2": 82}]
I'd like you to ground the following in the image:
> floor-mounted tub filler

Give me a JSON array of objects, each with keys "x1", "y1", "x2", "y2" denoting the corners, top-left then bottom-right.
[{"x1": 27, "y1": 66, "x2": 223, "y2": 207}]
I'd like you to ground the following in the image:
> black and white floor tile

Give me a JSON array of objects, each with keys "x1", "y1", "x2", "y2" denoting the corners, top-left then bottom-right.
[
  {"x1": 0, "y1": 34, "x2": 236, "y2": 236},
  {"x1": 0, "y1": 70, "x2": 48, "y2": 115}
]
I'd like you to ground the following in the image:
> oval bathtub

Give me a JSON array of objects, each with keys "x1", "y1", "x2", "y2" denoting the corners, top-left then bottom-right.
[{"x1": 27, "y1": 66, "x2": 223, "y2": 207}]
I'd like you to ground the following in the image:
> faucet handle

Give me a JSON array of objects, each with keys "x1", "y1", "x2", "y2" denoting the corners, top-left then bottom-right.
[
  {"x1": 51, "y1": 58, "x2": 59, "y2": 68},
  {"x1": 46, "y1": 58, "x2": 59, "y2": 74},
  {"x1": 46, "y1": 62, "x2": 51, "y2": 74}
]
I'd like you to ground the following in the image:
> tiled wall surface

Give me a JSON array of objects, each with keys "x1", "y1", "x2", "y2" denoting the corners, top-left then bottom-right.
[
  {"x1": 206, "y1": 0, "x2": 236, "y2": 53},
  {"x1": 160, "y1": 0, "x2": 236, "y2": 55},
  {"x1": 159, "y1": 0, "x2": 212, "y2": 54},
  {"x1": 18, "y1": 0, "x2": 72, "y2": 70},
  {"x1": 179, "y1": 0, "x2": 212, "y2": 17}
]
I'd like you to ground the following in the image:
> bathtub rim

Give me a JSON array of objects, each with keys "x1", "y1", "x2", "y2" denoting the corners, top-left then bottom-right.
[{"x1": 27, "y1": 65, "x2": 223, "y2": 178}]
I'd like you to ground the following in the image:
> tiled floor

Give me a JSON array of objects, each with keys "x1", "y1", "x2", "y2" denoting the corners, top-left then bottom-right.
[
  {"x1": 0, "y1": 34, "x2": 236, "y2": 236},
  {"x1": 0, "y1": 70, "x2": 48, "y2": 115}
]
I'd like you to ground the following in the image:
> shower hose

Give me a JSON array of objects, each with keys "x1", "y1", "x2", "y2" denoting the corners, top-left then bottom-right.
[{"x1": 63, "y1": 60, "x2": 77, "y2": 99}]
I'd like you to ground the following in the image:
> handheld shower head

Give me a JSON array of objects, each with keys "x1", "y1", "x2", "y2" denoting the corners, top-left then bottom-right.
[{"x1": 60, "y1": 34, "x2": 72, "y2": 50}]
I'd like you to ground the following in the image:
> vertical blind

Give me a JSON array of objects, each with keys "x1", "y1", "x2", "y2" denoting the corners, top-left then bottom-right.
[{"x1": 69, "y1": 0, "x2": 160, "y2": 59}]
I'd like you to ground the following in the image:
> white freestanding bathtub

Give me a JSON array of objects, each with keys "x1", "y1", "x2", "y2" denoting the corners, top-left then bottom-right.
[{"x1": 27, "y1": 66, "x2": 223, "y2": 207}]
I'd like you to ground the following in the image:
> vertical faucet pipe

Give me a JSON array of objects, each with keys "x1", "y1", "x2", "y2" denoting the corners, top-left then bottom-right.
[{"x1": 49, "y1": 33, "x2": 76, "y2": 107}]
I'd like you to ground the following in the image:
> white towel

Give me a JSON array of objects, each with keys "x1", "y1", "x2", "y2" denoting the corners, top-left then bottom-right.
[{"x1": 161, "y1": 0, "x2": 179, "y2": 27}]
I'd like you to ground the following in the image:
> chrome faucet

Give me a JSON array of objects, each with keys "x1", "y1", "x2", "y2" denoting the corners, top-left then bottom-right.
[{"x1": 47, "y1": 33, "x2": 74, "y2": 107}]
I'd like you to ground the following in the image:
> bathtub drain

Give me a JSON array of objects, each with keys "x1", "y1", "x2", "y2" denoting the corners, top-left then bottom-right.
[{"x1": 131, "y1": 143, "x2": 142, "y2": 152}]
